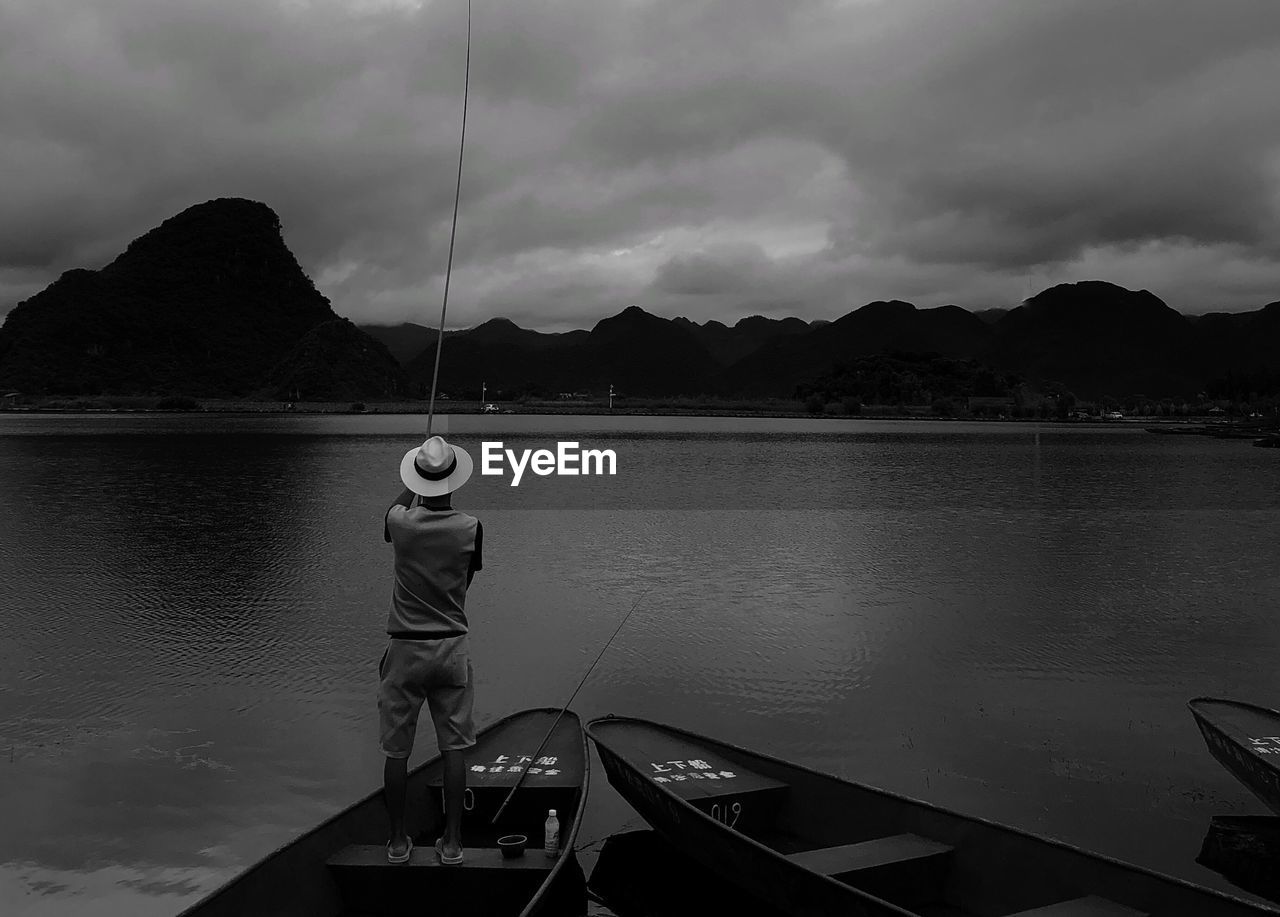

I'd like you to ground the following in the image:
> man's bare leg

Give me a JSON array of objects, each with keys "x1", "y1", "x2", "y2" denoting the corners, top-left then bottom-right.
[
  {"x1": 440, "y1": 749, "x2": 466, "y2": 859},
  {"x1": 384, "y1": 756, "x2": 410, "y2": 858}
]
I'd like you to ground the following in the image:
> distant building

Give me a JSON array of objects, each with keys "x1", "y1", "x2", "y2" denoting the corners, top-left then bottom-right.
[{"x1": 3, "y1": 392, "x2": 21, "y2": 408}]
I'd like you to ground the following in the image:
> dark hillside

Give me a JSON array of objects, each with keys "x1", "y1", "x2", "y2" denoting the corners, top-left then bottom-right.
[
  {"x1": 719, "y1": 301, "x2": 993, "y2": 396},
  {"x1": 0, "y1": 198, "x2": 336, "y2": 396},
  {"x1": 360, "y1": 322, "x2": 439, "y2": 366},
  {"x1": 263, "y1": 318, "x2": 408, "y2": 401},
  {"x1": 674, "y1": 314, "x2": 812, "y2": 366},
  {"x1": 982, "y1": 281, "x2": 1195, "y2": 398}
]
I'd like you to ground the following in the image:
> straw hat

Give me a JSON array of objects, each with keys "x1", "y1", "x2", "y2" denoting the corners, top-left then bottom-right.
[{"x1": 399, "y1": 435, "x2": 474, "y2": 497}]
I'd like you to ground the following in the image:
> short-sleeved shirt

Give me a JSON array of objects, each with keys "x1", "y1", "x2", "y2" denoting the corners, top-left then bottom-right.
[{"x1": 383, "y1": 504, "x2": 483, "y2": 638}]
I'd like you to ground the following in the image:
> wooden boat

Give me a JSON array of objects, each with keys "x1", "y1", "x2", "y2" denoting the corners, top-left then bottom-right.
[
  {"x1": 1197, "y1": 816, "x2": 1280, "y2": 905},
  {"x1": 587, "y1": 714, "x2": 1280, "y2": 917},
  {"x1": 180, "y1": 708, "x2": 588, "y2": 917},
  {"x1": 1190, "y1": 698, "x2": 1280, "y2": 815},
  {"x1": 588, "y1": 829, "x2": 789, "y2": 917}
]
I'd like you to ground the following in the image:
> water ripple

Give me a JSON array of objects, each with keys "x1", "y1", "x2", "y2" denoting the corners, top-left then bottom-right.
[{"x1": 1, "y1": 417, "x2": 1278, "y2": 913}]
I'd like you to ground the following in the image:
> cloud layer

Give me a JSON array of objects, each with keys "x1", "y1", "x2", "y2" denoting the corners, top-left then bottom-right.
[{"x1": 3, "y1": 0, "x2": 1279, "y2": 328}]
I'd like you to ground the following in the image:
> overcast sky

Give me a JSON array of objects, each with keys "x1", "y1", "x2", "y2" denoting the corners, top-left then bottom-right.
[{"x1": 3, "y1": 0, "x2": 1280, "y2": 330}]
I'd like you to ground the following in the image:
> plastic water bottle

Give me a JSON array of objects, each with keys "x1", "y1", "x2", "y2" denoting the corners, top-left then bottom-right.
[{"x1": 544, "y1": 809, "x2": 560, "y2": 857}]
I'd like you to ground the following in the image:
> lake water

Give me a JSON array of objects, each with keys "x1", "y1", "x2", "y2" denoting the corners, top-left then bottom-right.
[{"x1": 1, "y1": 413, "x2": 1278, "y2": 915}]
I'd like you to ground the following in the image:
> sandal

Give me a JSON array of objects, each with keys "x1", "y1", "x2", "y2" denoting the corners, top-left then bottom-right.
[
  {"x1": 435, "y1": 837, "x2": 464, "y2": 865},
  {"x1": 386, "y1": 837, "x2": 413, "y2": 864}
]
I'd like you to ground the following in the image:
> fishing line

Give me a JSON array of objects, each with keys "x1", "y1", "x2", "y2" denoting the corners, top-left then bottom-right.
[
  {"x1": 491, "y1": 582, "x2": 654, "y2": 825},
  {"x1": 425, "y1": 0, "x2": 471, "y2": 438}
]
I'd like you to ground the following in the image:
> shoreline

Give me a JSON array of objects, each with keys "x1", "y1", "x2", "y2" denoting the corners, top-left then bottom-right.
[
  {"x1": 0, "y1": 401, "x2": 1265, "y2": 425},
  {"x1": 1, "y1": 396, "x2": 1273, "y2": 426}
]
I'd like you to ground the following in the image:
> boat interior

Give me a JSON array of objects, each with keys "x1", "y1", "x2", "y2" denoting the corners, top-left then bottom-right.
[
  {"x1": 184, "y1": 709, "x2": 586, "y2": 917},
  {"x1": 329, "y1": 709, "x2": 587, "y2": 917},
  {"x1": 589, "y1": 829, "x2": 793, "y2": 917},
  {"x1": 590, "y1": 719, "x2": 1258, "y2": 917}
]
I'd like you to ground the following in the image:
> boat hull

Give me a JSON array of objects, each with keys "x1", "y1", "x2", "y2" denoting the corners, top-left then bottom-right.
[
  {"x1": 1197, "y1": 816, "x2": 1280, "y2": 905},
  {"x1": 590, "y1": 733, "x2": 900, "y2": 916},
  {"x1": 1190, "y1": 698, "x2": 1280, "y2": 816},
  {"x1": 589, "y1": 714, "x2": 1279, "y2": 917},
  {"x1": 588, "y1": 829, "x2": 790, "y2": 917},
  {"x1": 180, "y1": 707, "x2": 588, "y2": 917}
]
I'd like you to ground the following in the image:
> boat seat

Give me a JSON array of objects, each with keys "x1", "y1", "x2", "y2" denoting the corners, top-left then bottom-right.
[
  {"x1": 786, "y1": 833, "x2": 953, "y2": 906},
  {"x1": 1005, "y1": 896, "x2": 1147, "y2": 916}
]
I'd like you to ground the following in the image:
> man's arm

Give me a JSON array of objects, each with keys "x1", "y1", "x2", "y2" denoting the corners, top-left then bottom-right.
[
  {"x1": 467, "y1": 520, "x2": 483, "y2": 586},
  {"x1": 384, "y1": 487, "x2": 415, "y2": 543}
]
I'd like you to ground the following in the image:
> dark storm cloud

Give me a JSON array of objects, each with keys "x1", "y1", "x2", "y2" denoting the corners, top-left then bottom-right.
[
  {"x1": 2, "y1": 0, "x2": 1279, "y2": 328},
  {"x1": 826, "y1": 2, "x2": 1280, "y2": 269}
]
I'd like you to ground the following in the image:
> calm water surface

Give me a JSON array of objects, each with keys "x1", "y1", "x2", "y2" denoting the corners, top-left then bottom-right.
[{"x1": 1, "y1": 414, "x2": 1278, "y2": 914}]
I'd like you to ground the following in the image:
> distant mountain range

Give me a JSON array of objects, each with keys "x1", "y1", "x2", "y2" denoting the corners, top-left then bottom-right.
[
  {"x1": 360, "y1": 285, "x2": 1280, "y2": 401},
  {"x1": 1, "y1": 198, "x2": 1277, "y2": 402}
]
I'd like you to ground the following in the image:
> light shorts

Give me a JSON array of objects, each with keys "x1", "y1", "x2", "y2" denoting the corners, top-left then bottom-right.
[{"x1": 377, "y1": 634, "x2": 476, "y2": 758}]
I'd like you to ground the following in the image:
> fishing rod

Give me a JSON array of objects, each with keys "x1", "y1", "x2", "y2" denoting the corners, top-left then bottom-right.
[
  {"x1": 491, "y1": 583, "x2": 653, "y2": 825},
  {"x1": 424, "y1": 0, "x2": 471, "y2": 438}
]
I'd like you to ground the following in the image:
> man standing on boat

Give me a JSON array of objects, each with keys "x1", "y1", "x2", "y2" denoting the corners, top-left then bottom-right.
[{"x1": 379, "y1": 434, "x2": 481, "y2": 864}]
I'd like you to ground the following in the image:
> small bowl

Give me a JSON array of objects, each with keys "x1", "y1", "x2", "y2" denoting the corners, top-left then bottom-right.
[{"x1": 498, "y1": 834, "x2": 527, "y2": 859}]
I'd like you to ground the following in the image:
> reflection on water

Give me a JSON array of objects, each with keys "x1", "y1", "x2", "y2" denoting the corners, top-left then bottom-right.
[{"x1": 1, "y1": 415, "x2": 1279, "y2": 914}]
